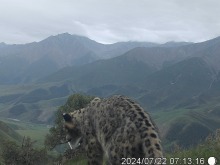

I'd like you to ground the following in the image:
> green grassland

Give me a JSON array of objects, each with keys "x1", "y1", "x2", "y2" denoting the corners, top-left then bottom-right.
[{"x1": 0, "y1": 118, "x2": 49, "y2": 147}]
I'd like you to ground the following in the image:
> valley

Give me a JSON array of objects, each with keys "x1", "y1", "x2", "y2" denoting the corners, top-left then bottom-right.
[{"x1": 0, "y1": 33, "x2": 220, "y2": 151}]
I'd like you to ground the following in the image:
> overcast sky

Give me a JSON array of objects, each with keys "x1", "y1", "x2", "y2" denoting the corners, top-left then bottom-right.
[{"x1": 1, "y1": 0, "x2": 220, "y2": 44}]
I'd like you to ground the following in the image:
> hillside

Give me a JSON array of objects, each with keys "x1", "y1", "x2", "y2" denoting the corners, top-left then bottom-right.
[
  {"x1": 139, "y1": 57, "x2": 215, "y2": 109},
  {"x1": 0, "y1": 35, "x2": 220, "y2": 149},
  {"x1": 0, "y1": 121, "x2": 22, "y2": 150},
  {"x1": 42, "y1": 54, "x2": 156, "y2": 89}
]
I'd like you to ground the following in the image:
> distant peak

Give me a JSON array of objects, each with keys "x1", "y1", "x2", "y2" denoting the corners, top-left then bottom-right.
[
  {"x1": 57, "y1": 32, "x2": 71, "y2": 36},
  {"x1": 50, "y1": 33, "x2": 72, "y2": 39},
  {"x1": 45, "y1": 33, "x2": 90, "y2": 41},
  {"x1": 56, "y1": 33, "x2": 89, "y2": 39},
  {"x1": 39, "y1": 32, "x2": 100, "y2": 46}
]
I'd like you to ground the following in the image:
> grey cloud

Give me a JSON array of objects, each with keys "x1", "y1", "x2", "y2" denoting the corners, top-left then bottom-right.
[{"x1": 0, "y1": 0, "x2": 220, "y2": 44}]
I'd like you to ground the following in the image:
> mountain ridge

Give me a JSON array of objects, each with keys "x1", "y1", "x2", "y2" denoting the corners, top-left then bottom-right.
[
  {"x1": 0, "y1": 33, "x2": 197, "y2": 84},
  {"x1": 1, "y1": 34, "x2": 220, "y2": 149}
]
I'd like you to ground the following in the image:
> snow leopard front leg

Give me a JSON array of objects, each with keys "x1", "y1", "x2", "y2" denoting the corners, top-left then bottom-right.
[{"x1": 85, "y1": 137, "x2": 104, "y2": 165}]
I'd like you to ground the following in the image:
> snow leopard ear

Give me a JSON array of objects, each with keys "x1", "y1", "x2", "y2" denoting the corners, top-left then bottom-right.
[{"x1": 63, "y1": 113, "x2": 72, "y2": 122}]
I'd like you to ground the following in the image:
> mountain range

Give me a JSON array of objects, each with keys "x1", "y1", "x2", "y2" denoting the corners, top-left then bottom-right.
[
  {"x1": 0, "y1": 33, "x2": 152, "y2": 84},
  {"x1": 0, "y1": 33, "x2": 220, "y2": 148},
  {"x1": 0, "y1": 33, "x2": 193, "y2": 84}
]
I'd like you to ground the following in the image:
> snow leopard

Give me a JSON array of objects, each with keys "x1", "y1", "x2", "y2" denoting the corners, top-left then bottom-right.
[{"x1": 63, "y1": 95, "x2": 163, "y2": 165}]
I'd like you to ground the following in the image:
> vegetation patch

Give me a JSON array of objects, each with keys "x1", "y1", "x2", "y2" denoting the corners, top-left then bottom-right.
[{"x1": 166, "y1": 129, "x2": 220, "y2": 165}]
